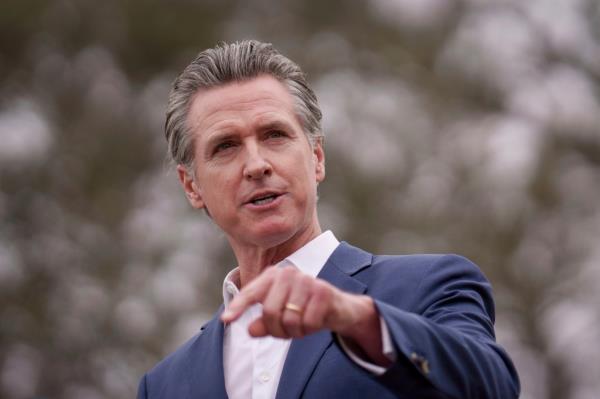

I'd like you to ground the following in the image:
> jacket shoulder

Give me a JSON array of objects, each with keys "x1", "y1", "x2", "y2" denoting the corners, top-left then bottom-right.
[
  {"x1": 146, "y1": 331, "x2": 200, "y2": 376},
  {"x1": 371, "y1": 253, "x2": 483, "y2": 277},
  {"x1": 335, "y1": 242, "x2": 480, "y2": 276}
]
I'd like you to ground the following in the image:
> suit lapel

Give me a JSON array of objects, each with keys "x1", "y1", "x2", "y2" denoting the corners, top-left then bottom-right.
[
  {"x1": 186, "y1": 306, "x2": 229, "y2": 399},
  {"x1": 275, "y1": 243, "x2": 372, "y2": 399}
]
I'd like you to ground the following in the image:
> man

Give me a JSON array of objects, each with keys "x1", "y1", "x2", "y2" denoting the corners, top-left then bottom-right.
[{"x1": 137, "y1": 40, "x2": 520, "y2": 399}]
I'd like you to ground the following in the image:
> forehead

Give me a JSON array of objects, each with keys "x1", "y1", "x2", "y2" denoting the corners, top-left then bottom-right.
[{"x1": 186, "y1": 75, "x2": 299, "y2": 138}]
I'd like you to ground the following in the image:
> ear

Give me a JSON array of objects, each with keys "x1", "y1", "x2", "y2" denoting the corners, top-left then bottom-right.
[
  {"x1": 177, "y1": 164, "x2": 205, "y2": 209},
  {"x1": 313, "y1": 139, "x2": 325, "y2": 183}
]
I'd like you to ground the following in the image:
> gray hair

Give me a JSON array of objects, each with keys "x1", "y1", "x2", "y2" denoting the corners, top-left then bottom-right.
[{"x1": 165, "y1": 40, "x2": 323, "y2": 172}]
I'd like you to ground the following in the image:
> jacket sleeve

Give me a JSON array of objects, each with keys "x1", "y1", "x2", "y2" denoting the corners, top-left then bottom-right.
[{"x1": 372, "y1": 254, "x2": 520, "y2": 399}]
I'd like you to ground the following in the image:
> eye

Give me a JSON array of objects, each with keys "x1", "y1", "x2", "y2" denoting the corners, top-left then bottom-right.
[
  {"x1": 213, "y1": 141, "x2": 236, "y2": 154},
  {"x1": 266, "y1": 130, "x2": 286, "y2": 139}
]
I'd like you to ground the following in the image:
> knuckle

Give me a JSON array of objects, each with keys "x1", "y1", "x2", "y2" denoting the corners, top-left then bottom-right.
[
  {"x1": 303, "y1": 315, "x2": 320, "y2": 332},
  {"x1": 282, "y1": 313, "x2": 301, "y2": 329},
  {"x1": 313, "y1": 278, "x2": 328, "y2": 290},
  {"x1": 313, "y1": 281, "x2": 332, "y2": 301},
  {"x1": 280, "y1": 266, "x2": 297, "y2": 280},
  {"x1": 300, "y1": 274, "x2": 313, "y2": 286},
  {"x1": 262, "y1": 304, "x2": 280, "y2": 320}
]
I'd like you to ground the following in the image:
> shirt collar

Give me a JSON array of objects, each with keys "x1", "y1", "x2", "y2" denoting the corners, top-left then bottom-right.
[{"x1": 222, "y1": 230, "x2": 340, "y2": 307}]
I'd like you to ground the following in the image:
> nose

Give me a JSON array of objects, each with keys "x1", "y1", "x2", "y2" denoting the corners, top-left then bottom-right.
[{"x1": 243, "y1": 145, "x2": 272, "y2": 180}]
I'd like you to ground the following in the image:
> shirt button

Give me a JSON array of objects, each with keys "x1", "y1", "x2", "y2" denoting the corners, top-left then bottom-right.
[{"x1": 259, "y1": 371, "x2": 271, "y2": 382}]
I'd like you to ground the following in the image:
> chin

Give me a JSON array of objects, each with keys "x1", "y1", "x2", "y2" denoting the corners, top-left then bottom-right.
[{"x1": 247, "y1": 222, "x2": 297, "y2": 248}]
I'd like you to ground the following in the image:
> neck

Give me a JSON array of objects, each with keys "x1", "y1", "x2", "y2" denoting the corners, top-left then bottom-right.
[{"x1": 230, "y1": 222, "x2": 322, "y2": 287}]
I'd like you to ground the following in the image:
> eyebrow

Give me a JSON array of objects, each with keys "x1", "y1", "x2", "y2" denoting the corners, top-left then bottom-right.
[
  {"x1": 203, "y1": 132, "x2": 238, "y2": 156},
  {"x1": 258, "y1": 120, "x2": 294, "y2": 133},
  {"x1": 257, "y1": 120, "x2": 293, "y2": 133}
]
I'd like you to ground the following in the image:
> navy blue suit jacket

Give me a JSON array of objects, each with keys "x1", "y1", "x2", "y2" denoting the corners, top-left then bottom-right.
[{"x1": 138, "y1": 242, "x2": 520, "y2": 398}]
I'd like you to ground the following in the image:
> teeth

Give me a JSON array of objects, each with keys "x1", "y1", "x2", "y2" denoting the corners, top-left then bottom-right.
[{"x1": 252, "y1": 195, "x2": 276, "y2": 205}]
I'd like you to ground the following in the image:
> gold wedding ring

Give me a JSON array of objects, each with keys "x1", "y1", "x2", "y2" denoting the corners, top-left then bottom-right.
[{"x1": 284, "y1": 302, "x2": 303, "y2": 315}]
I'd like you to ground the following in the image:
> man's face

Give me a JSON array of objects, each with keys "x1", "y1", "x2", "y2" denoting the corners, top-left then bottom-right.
[{"x1": 179, "y1": 75, "x2": 325, "y2": 250}]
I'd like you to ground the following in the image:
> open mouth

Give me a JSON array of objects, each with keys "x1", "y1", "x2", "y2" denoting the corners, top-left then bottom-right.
[{"x1": 249, "y1": 193, "x2": 280, "y2": 205}]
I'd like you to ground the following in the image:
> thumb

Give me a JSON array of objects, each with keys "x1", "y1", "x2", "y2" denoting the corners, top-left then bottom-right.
[{"x1": 248, "y1": 317, "x2": 268, "y2": 337}]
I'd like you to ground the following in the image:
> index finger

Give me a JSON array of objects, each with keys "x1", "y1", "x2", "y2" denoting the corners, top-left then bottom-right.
[{"x1": 221, "y1": 267, "x2": 275, "y2": 323}]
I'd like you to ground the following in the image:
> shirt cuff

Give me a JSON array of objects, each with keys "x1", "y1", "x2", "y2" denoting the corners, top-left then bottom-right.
[{"x1": 336, "y1": 315, "x2": 397, "y2": 375}]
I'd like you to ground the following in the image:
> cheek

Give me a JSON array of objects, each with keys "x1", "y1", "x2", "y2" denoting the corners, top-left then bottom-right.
[
  {"x1": 295, "y1": 169, "x2": 319, "y2": 205},
  {"x1": 201, "y1": 177, "x2": 236, "y2": 211}
]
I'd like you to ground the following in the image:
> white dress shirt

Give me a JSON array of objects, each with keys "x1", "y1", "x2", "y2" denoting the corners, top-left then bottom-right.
[{"x1": 222, "y1": 231, "x2": 395, "y2": 399}]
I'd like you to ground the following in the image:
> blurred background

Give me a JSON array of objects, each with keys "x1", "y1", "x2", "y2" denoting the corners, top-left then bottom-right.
[{"x1": 1, "y1": 0, "x2": 600, "y2": 398}]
